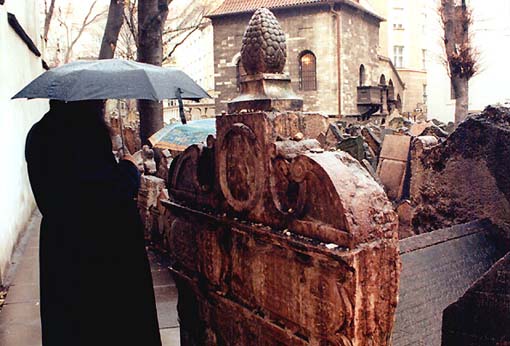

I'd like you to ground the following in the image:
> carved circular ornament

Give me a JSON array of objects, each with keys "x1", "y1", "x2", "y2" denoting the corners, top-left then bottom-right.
[
  {"x1": 218, "y1": 123, "x2": 264, "y2": 212},
  {"x1": 241, "y1": 8, "x2": 287, "y2": 75}
]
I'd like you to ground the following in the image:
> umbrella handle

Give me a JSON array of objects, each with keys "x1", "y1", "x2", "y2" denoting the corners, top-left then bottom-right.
[
  {"x1": 176, "y1": 88, "x2": 187, "y2": 125},
  {"x1": 117, "y1": 100, "x2": 126, "y2": 149}
]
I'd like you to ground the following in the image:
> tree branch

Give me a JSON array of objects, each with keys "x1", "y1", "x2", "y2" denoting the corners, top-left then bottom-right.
[
  {"x1": 162, "y1": 22, "x2": 202, "y2": 63},
  {"x1": 124, "y1": 0, "x2": 139, "y2": 48},
  {"x1": 65, "y1": 1, "x2": 104, "y2": 63}
]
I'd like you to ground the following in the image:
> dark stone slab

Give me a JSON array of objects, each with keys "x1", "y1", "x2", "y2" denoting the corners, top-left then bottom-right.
[
  {"x1": 442, "y1": 252, "x2": 510, "y2": 345},
  {"x1": 392, "y1": 220, "x2": 504, "y2": 346}
]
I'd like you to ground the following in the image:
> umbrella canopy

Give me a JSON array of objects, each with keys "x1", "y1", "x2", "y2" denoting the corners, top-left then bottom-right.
[
  {"x1": 12, "y1": 59, "x2": 211, "y2": 101},
  {"x1": 149, "y1": 118, "x2": 216, "y2": 151}
]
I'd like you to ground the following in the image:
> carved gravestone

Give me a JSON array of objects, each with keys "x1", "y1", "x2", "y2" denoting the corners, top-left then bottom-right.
[{"x1": 163, "y1": 8, "x2": 400, "y2": 346}]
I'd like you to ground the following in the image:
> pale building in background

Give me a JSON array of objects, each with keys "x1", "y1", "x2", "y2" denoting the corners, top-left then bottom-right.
[
  {"x1": 0, "y1": 0, "x2": 48, "y2": 284},
  {"x1": 162, "y1": 0, "x2": 222, "y2": 122},
  {"x1": 370, "y1": 0, "x2": 429, "y2": 117},
  {"x1": 426, "y1": 0, "x2": 510, "y2": 122}
]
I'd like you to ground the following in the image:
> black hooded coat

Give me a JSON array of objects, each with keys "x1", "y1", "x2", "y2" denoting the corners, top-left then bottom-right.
[{"x1": 25, "y1": 101, "x2": 161, "y2": 346}]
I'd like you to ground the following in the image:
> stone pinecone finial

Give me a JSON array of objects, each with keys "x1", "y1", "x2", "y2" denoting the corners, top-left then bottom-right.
[{"x1": 241, "y1": 8, "x2": 287, "y2": 75}]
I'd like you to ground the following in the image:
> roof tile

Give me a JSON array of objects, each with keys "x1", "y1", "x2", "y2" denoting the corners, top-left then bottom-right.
[
  {"x1": 211, "y1": 0, "x2": 322, "y2": 16},
  {"x1": 209, "y1": 0, "x2": 382, "y2": 20}
]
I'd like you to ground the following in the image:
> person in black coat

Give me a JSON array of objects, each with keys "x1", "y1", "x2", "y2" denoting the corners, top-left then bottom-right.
[{"x1": 25, "y1": 100, "x2": 162, "y2": 346}]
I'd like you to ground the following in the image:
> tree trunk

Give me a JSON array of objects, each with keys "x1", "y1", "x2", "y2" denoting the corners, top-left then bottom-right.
[
  {"x1": 453, "y1": 77, "x2": 469, "y2": 124},
  {"x1": 43, "y1": 0, "x2": 56, "y2": 43},
  {"x1": 441, "y1": 0, "x2": 473, "y2": 125},
  {"x1": 137, "y1": 0, "x2": 169, "y2": 145},
  {"x1": 99, "y1": 0, "x2": 125, "y2": 59}
]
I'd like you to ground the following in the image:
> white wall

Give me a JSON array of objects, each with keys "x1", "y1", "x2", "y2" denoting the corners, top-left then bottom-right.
[
  {"x1": 426, "y1": 0, "x2": 510, "y2": 122},
  {"x1": 0, "y1": 1, "x2": 48, "y2": 284}
]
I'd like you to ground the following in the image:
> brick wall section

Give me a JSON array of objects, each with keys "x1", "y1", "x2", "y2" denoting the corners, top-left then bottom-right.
[
  {"x1": 339, "y1": 5, "x2": 380, "y2": 115},
  {"x1": 392, "y1": 220, "x2": 505, "y2": 346},
  {"x1": 442, "y1": 251, "x2": 510, "y2": 345},
  {"x1": 211, "y1": 4, "x2": 381, "y2": 116}
]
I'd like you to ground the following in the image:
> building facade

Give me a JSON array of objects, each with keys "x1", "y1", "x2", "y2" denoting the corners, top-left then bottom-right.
[
  {"x1": 0, "y1": 0, "x2": 48, "y2": 284},
  {"x1": 210, "y1": 0, "x2": 405, "y2": 117},
  {"x1": 370, "y1": 0, "x2": 429, "y2": 116}
]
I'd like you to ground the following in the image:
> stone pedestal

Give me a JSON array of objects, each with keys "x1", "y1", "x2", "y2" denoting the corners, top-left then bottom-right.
[{"x1": 228, "y1": 74, "x2": 303, "y2": 113}]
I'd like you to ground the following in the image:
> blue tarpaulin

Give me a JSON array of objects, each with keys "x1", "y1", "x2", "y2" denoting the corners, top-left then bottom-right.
[{"x1": 149, "y1": 118, "x2": 216, "y2": 151}]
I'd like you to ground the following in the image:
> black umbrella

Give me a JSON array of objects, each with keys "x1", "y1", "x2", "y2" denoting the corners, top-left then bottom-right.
[{"x1": 12, "y1": 59, "x2": 211, "y2": 102}]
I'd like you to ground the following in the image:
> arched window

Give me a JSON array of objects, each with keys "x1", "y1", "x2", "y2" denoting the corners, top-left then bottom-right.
[
  {"x1": 299, "y1": 51, "x2": 317, "y2": 91},
  {"x1": 359, "y1": 64, "x2": 366, "y2": 86},
  {"x1": 388, "y1": 79, "x2": 395, "y2": 100},
  {"x1": 379, "y1": 74, "x2": 386, "y2": 86}
]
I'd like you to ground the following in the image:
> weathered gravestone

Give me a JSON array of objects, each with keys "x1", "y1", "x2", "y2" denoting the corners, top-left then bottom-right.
[
  {"x1": 162, "y1": 8, "x2": 400, "y2": 346},
  {"x1": 392, "y1": 220, "x2": 505, "y2": 346}
]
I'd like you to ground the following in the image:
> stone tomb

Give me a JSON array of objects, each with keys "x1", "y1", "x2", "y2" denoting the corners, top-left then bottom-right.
[{"x1": 164, "y1": 110, "x2": 400, "y2": 346}]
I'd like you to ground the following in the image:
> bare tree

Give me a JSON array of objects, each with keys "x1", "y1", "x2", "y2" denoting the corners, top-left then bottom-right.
[
  {"x1": 117, "y1": 1, "x2": 209, "y2": 62},
  {"x1": 43, "y1": 0, "x2": 56, "y2": 43},
  {"x1": 162, "y1": 9, "x2": 208, "y2": 63},
  {"x1": 116, "y1": 20, "x2": 138, "y2": 60},
  {"x1": 56, "y1": 1, "x2": 106, "y2": 64},
  {"x1": 440, "y1": 0, "x2": 479, "y2": 124},
  {"x1": 114, "y1": 0, "x2": 138, "y2": 59},
  {"x1": 99, "y1": 0, "x2": 126, "y2": 59},
  {"x1": 97, "y1": 0, "x2": 211, "y2": 144},
  {"x1": 123, "y1": 0, "x2": 139, "y2": 50},
  {"x1": 137, "y1": 0, "x2": 170, "y2": 145}
]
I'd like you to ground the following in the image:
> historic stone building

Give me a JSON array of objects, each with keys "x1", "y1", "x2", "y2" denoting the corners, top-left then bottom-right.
[{"x1": 209, "y1": 0, "x2": 405, "y2": 117}]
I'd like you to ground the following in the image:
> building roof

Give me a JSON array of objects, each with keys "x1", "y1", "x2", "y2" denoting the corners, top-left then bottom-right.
[{"x1": 209, "y1": 0, "x2": 384, "y2": 21}]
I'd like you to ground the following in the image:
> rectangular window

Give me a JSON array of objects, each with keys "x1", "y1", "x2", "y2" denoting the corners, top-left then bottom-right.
[
  {"x1": 423, "y1": 84, "x2": 428, "y2": 104},
  {"x1": 422, "y1": 49, "x2": 427, "y2": 70},
  {"x1": 393, "y1": 46, "x2": 404, "y2": 68},
  {"x1": 392, "y1": 7, "x2": 404, "y2": 30}
]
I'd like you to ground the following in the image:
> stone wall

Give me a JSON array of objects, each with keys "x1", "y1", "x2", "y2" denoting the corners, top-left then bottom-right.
[
  {"x1": 377, "y1": 56, "x2": 406, "y2": 110},
  {"x1": 339, "y1": 5, "x2": 381, "y2": 115},
  {"x1": 211, "y1": 4, "x2": 382, "y2": 116},
  {"x1": 0, "y1": 1, "x2": 48, "y2": 285}
]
